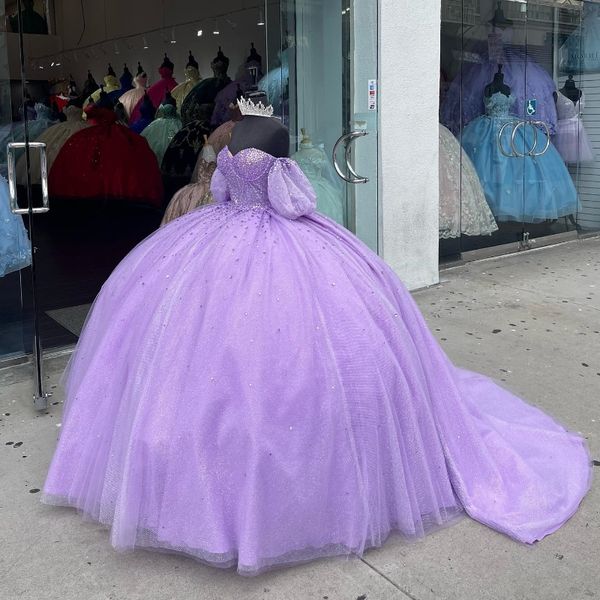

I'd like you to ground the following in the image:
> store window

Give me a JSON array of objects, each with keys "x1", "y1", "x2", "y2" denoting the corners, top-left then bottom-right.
[{"x1": 439, "y1": 0, "x2": 600, "y2": 261}]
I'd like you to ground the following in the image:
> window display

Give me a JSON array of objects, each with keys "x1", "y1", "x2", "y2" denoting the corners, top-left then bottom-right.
[{"x1": 440, "y1": 0, "x2": 600, "y2": 259}]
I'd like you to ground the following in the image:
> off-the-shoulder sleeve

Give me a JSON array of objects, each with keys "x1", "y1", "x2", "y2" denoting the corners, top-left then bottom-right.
[
  {"x1": 267, "y1": 158, "x2": 317, "y2": 220},
  {"x1": 210, "y1": 167, "x2": 230, "y2": 203}
]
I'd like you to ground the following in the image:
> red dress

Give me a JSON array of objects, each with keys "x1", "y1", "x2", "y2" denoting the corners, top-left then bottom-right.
[{"x1": 49, "y1": 106, "x2": 163, "y2": 207}]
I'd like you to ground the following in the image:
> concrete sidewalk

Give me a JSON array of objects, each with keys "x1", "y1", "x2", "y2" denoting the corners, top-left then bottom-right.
[{"x1": 1, "y1": 238, "x2": 598, "y2": 600}]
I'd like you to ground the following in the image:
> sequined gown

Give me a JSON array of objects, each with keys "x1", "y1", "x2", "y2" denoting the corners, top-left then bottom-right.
[
  {"x1": 43, "y1": 146, "x2": 590, "y2": 575},
  {"x1": 439, "y1": 124, "x2": 497, "y2": 238},
  {"x1": 0, "y1": 174, "x2": 31, "y2": 277},
  {"x1": 160, "y1": 120, "x2": 236, "y2": 226},
  {"x1": 461, "y1": 93, "x2": 579, "y2": 223}
]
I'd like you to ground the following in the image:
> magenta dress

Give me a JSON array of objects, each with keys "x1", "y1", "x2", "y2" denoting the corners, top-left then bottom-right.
[{"x1": 43, "y1": 147, "x2": 591, "y2": 575}]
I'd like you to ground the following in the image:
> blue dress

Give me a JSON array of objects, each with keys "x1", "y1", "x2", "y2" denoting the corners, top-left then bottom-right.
[
  {"x1": 461, "y1": 93, "x2": 579, "y2": 223},
  {"x1": 0, "y1": 175, "x2": 31, "y2": 277}
]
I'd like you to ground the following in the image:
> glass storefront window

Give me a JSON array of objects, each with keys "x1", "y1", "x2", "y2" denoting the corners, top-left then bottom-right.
[{"x1": 440, "y1": 0, "x2": 600, "y2": 261}]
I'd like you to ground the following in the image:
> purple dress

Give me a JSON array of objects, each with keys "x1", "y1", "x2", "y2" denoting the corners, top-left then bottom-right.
[
  {"x1": 441, "y1": 48, "x2": 558, "y2": 134},
  {"x1": 43, "y1": 147, "x2": 591, "y2": 575}
]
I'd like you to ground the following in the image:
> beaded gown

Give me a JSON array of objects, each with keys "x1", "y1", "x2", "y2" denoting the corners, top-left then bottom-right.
[
  {"x1": 160, "y1": 120, "x2": 236, "y2": 225},
  {"x1": 438, "y1": 124, "x2": 497, "y2": 238},
  {"x1": 461, "y1": 93, "x2": 579, "y2": 223},
  {"x1": 0, "y1": 174, "x2": 31, "y2": 277},
  {"x1": 43, "y1": 146, "x2": 590, "y2": 575}
]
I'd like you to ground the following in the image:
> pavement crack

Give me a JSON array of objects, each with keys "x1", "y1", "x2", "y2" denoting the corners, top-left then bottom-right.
[{"x1": 358, "y1": 556, "x2": 421, "y2": 600}]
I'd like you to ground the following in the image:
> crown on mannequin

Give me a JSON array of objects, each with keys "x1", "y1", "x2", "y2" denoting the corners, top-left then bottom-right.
[{"x1": 237, "y1": 96, "x2": 274, "y2": 118}]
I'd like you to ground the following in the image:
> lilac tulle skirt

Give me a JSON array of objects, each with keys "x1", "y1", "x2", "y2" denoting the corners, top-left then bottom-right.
[{"x1": 43, "y1": 202, "x2": 591, "y2": 574}]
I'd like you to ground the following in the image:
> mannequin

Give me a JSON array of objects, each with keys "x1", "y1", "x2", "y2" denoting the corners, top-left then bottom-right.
[
  {"x1": 145, "y1": 54, "x2": 178, "y2": 110},
  {"x1": 80, "y1": 71, "x2": 99, "y2": 102},
  {"x1": 171, "y1": 51, "x2": 202, "y2": 109},
  {"x1": 212, "y1": 43, "x2": 264, "y2": 128},
  {"x1": 130, "y1": 92, "x2": 156, "y2": 134},
  {"x1": 119, "y1": 64, "x2": 134, "y2": 94},
  {"x1": 484, "y1": 65, "x2": 511, "y2": 97},
  {"x1": 181, "y1": 47, "x2": 231, "y2": 125},
  {"x1": 85, "y1": 64, "x2": 120, "y2": 107},
  {"x1": 119, "y1": 63, "x2": 148, "y2": 118},
  {"x1": 560, "y1": 75, "x2": 582, "y2": 104},
  {"x1": 229, "y1": 114, "x2": 288, "y2": 158},
  {"x1": 489, "y1": 1, "x2": 512, "y2": 28}
]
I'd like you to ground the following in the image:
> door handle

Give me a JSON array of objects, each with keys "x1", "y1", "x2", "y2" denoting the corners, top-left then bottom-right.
[
  {"x1": 7, "y1": 141, "x2": 50, "y2": 215},
  {"x1": 332, "y1": 131, "x2": 369, "y2": 184}
]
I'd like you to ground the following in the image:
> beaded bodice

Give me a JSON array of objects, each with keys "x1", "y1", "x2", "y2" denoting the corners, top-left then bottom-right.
[
  {"x1": 484, "y1": 92, "x2": 516, "y2": 118},
  {"x1": 211, "y1": 147, "x2": 317, "y2": 220}
]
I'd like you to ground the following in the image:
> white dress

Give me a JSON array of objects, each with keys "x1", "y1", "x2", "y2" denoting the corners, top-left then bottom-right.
[
  {"x1": 554, "y1": 91, "x2": 594, "y2": 164},
  {"x1": 439, "y1": 124, "x2": 498, "y2": 239}
]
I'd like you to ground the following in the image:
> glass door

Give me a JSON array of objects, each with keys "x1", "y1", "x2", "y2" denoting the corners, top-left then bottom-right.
[
  {"x1": 278, "y1": 0, "x2": 378, "y2": 250},
  {"x1": 1, "y1": 0, "x2": 49, "y2": 407}
]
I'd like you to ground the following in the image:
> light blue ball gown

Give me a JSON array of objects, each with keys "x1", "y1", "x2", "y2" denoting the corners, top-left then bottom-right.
[
  {"x1": 461, "y1": 93, "x2": 579, "y2": 223},
  {"x1": 0, "y1": 174, "x2": 31, "y2": 277}
]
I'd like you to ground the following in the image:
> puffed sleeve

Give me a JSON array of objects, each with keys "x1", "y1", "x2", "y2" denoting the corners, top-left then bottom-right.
[
  {"x1": 267, "y1": 158, "x2": 317, "y2": 220},
  {"x1": 210, "y1": 167, "x2": 230, "y2": 203}
]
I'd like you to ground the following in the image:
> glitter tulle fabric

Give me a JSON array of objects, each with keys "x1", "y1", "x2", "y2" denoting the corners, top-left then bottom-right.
[
  {"x1": 43, "y1": 146, "x2": 591, "y2": 575},
  {"x1": 438, "y1": 124, "x2": 497, "y2": 238}
]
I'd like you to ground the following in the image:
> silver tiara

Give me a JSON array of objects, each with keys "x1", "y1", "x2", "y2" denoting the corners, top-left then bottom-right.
[{"x1": 237, "y1": 96, "x2": 274, "y2": 118}]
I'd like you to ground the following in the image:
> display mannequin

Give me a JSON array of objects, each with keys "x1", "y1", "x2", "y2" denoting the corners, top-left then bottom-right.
[
  {"x1": 119, "y1": 63, "x2": 148, "y2": 118},
  {"x1": 229, "y1": 93, "x2": 287, "y2": 157},
  {"x1": 119, "y1": 64, "x2": 134, "y2": 94},
  {"x1": 142, "y1": 94, "x2": 183, "y2": 165},
  {"x1": 130, "y1": 92, "x2": 156, "y2": 134},
  {"x1": 80, "y1": 71, "x2": 99, "y2": 102},
  {"x1": 181, "y1": 47, "x2": 231, "y2": 125},
  {"x1": 484, "y1": 65, "x2": 511, "y2": 97},
  {"x1": 560, "y1": 75, "x2": 583, "y2": 104},
  {"x1": 555, "y1": 78, "x2": 594, "y2": 164},
  {"x1": 147, "y1": 54, "x2": 178, "y2": 109},
  {"x1": 42, "y1": 95, "x2": 590, "y2": 575},
  {"x1": 171, "y1": 51, "x2": 202, "y2": 109},
  {"x1": 489, "y1": 1, "x2": 512, "y2": 28},
  {"x1": 212, "y1": 43, "x2": 264, "y2": 128},
  {"x1": 85, "y1": 64, "x2": 120, "y2": 107}
]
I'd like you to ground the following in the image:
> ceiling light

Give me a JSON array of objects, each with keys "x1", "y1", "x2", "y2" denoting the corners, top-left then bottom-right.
[
  {"x1": 170, "y1": 27, "x2": 177, "y2": 44},
  {"x1": 213, "y1": 19, "x2": 220, "y2": 35},
  {"x1": 257, "y1": 8, "x2": 265, "y2": 26},
  {"x1": 143, "y1": 36, "x2": 149, "y2": 50},
  {"x1": 197, "y1": 29, "x2": 203, "y2": 37}
]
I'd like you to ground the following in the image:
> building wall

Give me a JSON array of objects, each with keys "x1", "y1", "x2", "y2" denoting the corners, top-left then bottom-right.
[{"x1": 379, "y1": 0, "x2": 441, "y2": 289}]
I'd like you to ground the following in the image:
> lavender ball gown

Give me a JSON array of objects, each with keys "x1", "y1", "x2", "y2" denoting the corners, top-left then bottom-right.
[{"x1": 43, "y1": 146, "x2": 591, "y2": 575}]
